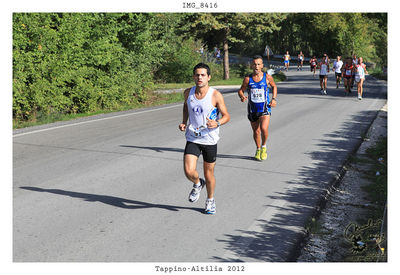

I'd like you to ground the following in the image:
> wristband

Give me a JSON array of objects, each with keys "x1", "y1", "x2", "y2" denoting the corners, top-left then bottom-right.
[{"x1": 217, "y1": 120, "x2": 221, "y2": 127}]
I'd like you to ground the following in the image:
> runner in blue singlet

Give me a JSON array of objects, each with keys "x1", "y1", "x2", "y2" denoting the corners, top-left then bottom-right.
[
  {"x1": 247, "y1": 72, "x2": 271, "y2": 118},
  {"x1": 238, "y1": 55, "x2": 278, "y2": 161},
  {"x1": 283, "y1": 51, "x2": 291, "y2": 72}
]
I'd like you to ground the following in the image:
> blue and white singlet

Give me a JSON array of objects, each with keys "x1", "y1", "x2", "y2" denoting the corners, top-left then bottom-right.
[{"x1": 247, "y1": 73, "x2": 271, "y2": 114}]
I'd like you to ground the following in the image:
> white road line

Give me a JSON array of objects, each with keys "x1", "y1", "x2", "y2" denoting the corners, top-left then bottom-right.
[
  {"x1": 13, "y1": 104, "x2": 181, "y2": 138},
  {"x1": 13, "y1": 92, "x2": 237, "y2": 138}
]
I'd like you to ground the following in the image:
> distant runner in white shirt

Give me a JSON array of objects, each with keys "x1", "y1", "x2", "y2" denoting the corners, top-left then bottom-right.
[
  {"x1": 354, "y1": 57, "x2": 368, "y2": 100},
  {"x1": 333, "y1": 56, "x2": 343, "y2": 89},
  {"x1": 318, "y1": 57, "x2": 330, "y2": 94},
  {"x1": 297, "y1": 51, "x2": 304, "y2": 71},
  {"x1": 351, "y1": 54, "x2": 358, "y2": 88}
]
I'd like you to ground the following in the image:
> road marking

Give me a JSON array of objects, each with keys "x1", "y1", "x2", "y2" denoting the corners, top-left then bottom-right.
[
  {"x1": 13, "y1": 104, "x2": 182, "y2": 138},
  {"x1": 13, "y1": 92, "x2": 237, "y2": 138}
]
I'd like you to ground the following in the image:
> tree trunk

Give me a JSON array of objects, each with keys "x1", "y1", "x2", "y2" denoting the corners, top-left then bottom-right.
[{"x1": 223, "y1": 37, "x2": 230, "y2": 80}]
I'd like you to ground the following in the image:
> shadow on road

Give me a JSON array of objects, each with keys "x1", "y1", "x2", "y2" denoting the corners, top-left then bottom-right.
[
  {"x1": 120, "y1": 145, "x2": 255, "y2": 161},
  {"x1": 19, "y1": 186, "x2": 204, "y2": 213},
  {"x1": 212, "y1": 109, "x2": 385, "y2": 262}
]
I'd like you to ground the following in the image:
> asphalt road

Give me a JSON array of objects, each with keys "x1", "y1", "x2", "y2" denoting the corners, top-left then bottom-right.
[{"x1": 13, "y1": 68, "x2": 387, "y2": 262}]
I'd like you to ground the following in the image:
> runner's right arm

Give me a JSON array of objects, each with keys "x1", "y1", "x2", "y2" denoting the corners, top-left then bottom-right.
[
  {"x1": 179, "y1": 88, "x2": 191, "y2": 131},
  {"x1": 238, "y1": 76, "x2": 249, "y2": 102}
]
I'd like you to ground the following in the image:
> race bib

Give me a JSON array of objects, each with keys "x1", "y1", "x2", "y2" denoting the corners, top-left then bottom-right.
[
  {"x1": 188, "y1": 124, "x2": 207, "y2": 137},
  {"x1": 346, "y1": 69, "x2": 352, "y2": 75},
  {"x1": 250, "y1": 88, "x2": 266, "y2": 103}
]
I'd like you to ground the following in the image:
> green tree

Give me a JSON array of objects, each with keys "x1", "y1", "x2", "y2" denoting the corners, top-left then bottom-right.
[
  {"x1": 184, "y1": 13, "x2": 286, "y2": 79},
  {"x1": 264, "y1": 13, "x2": 386, "y2": 65}
]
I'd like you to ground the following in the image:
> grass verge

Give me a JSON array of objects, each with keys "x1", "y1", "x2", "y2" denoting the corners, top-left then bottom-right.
[
  {"x1": 13, "y1": 71, "x2": 286, "y2": 129},
  {"x1": 13, "y1": 92, "x2": 185, "y2": 129}
]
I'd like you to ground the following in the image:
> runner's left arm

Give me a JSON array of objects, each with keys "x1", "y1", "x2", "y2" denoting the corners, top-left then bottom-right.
[
  {"x1": 206, "y1": 90, "x2": 230, "y2": 129},
  {"x1": 267, "y1": 75, "x2": 278, "y2": 107}
]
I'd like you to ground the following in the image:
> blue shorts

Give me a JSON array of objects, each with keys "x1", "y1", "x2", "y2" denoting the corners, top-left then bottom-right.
[
  {"x1": 247, "y1": 101, "x2": 271, "y2": 122},
  {"x1": 247, "y1": 105, "x2": 271, "y2": 122},
  {"x1": 284, "y1": 60, "x2": 289, "y2": 64}
]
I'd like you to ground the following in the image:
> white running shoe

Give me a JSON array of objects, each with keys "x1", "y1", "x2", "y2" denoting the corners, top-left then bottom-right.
[
  {"x1": 323, "y1": 90, "x2": 327, "y2": 95},
  {"x1": 358, "y1": 94, "x2": 362, "y2": 100},
  {"x1": 188, "y1": 178, "x2": 205, "y2": 203},
  {"x1": 205, "y1": 198, "x2": 216, "y2": 214}
]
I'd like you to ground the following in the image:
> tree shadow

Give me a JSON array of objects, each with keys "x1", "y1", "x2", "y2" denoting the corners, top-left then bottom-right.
[
  {"x1": 19, "y1": 186, "x2": 204, "y2": 213},
  {"x1": 212, "y1": 108, "x2": 387, "y2": 262},
  {"x1": 119, "y1": 145, "x2": 255, "y2": 161}
]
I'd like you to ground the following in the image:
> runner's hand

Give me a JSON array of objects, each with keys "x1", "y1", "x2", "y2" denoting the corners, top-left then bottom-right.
[
  {"x1": 179, "y1": 123, "x2": 186, "y2": 131},
  {"x1": 206, "y1": 118, "x2": 218, "y2": 129},
  {"x1": 270, "y1": 99, "x2": 277, "y2": 107},
  {"x1": 240, "y1": 96, "x2": 248, "y2": 102}
]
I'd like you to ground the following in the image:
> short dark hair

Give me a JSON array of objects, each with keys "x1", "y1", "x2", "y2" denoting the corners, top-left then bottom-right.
[
  {"x1": 193, "y1": 63, "x2": 211, "y2": 76},
  {"x1": 253, "y1": 55, "x2": 263, "y2": 61}
]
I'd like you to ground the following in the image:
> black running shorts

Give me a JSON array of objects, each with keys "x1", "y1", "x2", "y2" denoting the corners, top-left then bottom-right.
[
  {"x1": 184, "y1": 141, "x2": 217, "y2": 163},
  {"x1": 247, "y1": 111, "x2": 270, "y2": 122}
]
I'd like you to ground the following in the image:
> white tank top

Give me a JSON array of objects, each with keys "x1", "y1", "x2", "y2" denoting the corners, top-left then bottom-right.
[
  {"x1": 355, "y1": 64, "x2": 365, "y2": 79},
  {"x1": 320, "y1": 63, "x2": 328, "y2": 75},
  {"x1": 185, "y1": 86, "x2": 220, "y2": 145},
  {"x1": 333, "y1": 60, "x2": 343, "y2": 73}
]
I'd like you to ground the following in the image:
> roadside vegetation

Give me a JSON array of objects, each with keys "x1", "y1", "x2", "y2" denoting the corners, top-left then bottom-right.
[
  {"x1": 369, "y1": 67, "x2": 387, "y2": 81},
  {"x1": 13, "y1": 62, "x2": 286, "y2": 129}
]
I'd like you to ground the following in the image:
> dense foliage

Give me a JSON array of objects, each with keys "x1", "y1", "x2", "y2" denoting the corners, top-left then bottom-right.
[
  {"x1": 13, "y1": 13, "x2": 200, "y2": 122},
  {"x1": 182, "y1": 13, "x2": 287, "y2": 79},
  {"x1": 13, "y1": 12, "x2": 387, "y2": 124},
  {"x1": 247, "y1": 13, "x2": 387, "y2": 63}
]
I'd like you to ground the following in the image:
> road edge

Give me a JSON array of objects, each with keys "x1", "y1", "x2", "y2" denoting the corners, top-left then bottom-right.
[{"x1": 287, "y1": 102, "x2": 388, "y2": 262}]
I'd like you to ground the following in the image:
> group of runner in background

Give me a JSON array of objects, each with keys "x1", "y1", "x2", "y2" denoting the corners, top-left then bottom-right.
[{"x1": 284, "y1": 52, "x2": 368, "y2": 100}]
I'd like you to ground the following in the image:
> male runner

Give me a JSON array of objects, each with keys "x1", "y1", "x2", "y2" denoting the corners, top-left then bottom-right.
[
  {"x1": 354, "y1": 57, "x2": 368, "y2": 100},
  {"x1": 297, "y1": 51, "x2": 304, "y2": 71},
  {"x1": 323, "y1": 53, "x2": 330, "y2": 64},
  {"x1": 318, "y1": 57, "x2": 329, "y2": 94},
  {"x1": 283, "y1": 51, "x2": 290, "y2": 72},
  {"x1": 333, "y1": 56, "x2": 343, "y2": 88},
  {"x1": 179, "y1": 63, "x2": 230, "y2": 214},
  {"x1": 238, "y1": 55, "x2": 278, "y2": 161},
  {"x1": 351, "y1": 54, "x2": 358, "y2": 88}
]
